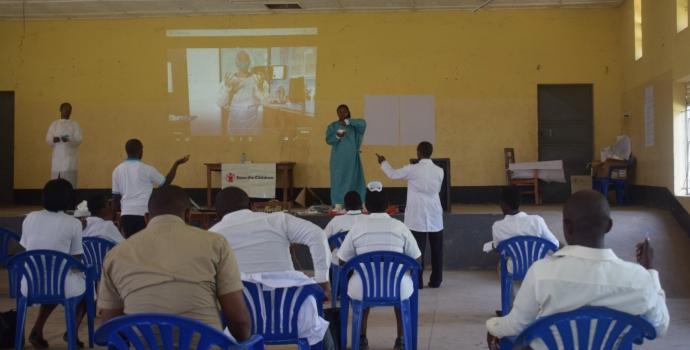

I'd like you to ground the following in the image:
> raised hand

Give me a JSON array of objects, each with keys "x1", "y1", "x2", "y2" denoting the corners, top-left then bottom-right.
[
  {"x1": 176, "y1": 154, "x2": 191, "y2": 165},
  {"x1": 375, "y1": 153, "x2": 386, "y2": 164}
]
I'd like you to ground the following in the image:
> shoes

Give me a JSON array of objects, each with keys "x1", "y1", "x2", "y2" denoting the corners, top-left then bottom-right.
[
  {"x1": 63, "y1": 332, "x2": 85, "y2": 349},
  {"x1": 427, "y1": 282, "x2": 441, "y2": 288},
  {"x1": 28, "y1": 330, "x2": 49, "y2": 349},
  {"x1": 359, "y1": 335, "x2": 369, "y2": 350},
  {"x1": 394, "y1": 336, "x2": 405, "y2": 350},
  {"x1": 495, "y1": 310, "x2": 503, "y2": 317}
]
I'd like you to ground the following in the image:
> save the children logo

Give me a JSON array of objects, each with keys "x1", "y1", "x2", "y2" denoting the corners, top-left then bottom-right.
[{"x1": 225, "y1": 172, "x2": 236, "y2": 183}]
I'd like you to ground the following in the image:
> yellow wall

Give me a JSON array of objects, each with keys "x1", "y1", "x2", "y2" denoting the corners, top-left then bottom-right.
[
  {"x1": 0, "y1": 9, "x2": 623, "y2": 190},
  {"x1": 618, "y1": 0, "x2": 690, "y2": 210}
]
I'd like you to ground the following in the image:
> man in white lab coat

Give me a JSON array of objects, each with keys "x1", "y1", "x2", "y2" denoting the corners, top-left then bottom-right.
[
  {"x1": 376, "y1": 141, "x2": 445, "y2": 288},
  {"x1": 46, "y1": 103, "x2": 82, "y2": 187}
]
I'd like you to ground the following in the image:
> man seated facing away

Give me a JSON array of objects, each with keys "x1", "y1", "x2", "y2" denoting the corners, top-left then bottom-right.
[
  {"x1": 324, "y1": 190, "x2": 365, "y2": 262},
  {"x1": 486, "y1": 190, "x2": 669, "y2": 350},
  {"x1": 338, "y1": 184, "x2": 422, "y2": 350},
  {"x1": 492, "y1": 185, "x2": 559, "y2": 248},
  {"x1": 82, "y1": 194, "x2": 123, "y2": 244},
  {"x1": 98, "y1": 186, "x2": 251, "y2": 342},
  {"x1": 210, "y1": 187, "x2": 333, "y2": 348},
  {"x1": 111, "y1": 138, "x2": 189, "y2": 238}
]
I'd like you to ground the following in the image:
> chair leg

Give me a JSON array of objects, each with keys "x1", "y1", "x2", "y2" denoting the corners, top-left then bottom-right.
[
  {"x1": 64, "y1": 300, "x2": 78, "y2": 350},
  {"x1": 331, "y1": 268, "x2": 339, "y2": 308},
  {"x1": 500, "y1": 275, "x2": 512, "y2": 315},
  {"x1": 14, "y1": 298, "x2": 27, "y2": 350},
  {"x1": 351, "y1": 302, "x2": 364, "y2": 350},
  {"x1": 339, "y1": 294, "x2": 350, "y2": 350},
  {"x1": 87, "y1": 292, "x2": 96, "y2": 348},
  {"x1": 400, "y1": 300, "x2": 415, "y2": 350}
]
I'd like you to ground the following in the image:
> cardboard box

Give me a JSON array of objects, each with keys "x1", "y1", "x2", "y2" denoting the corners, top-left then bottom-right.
[{"x1": 592, "y1": 159, "x2": 629, "y2": 178}]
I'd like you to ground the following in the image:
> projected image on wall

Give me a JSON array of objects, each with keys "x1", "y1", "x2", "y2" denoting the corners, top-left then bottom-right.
[{"x1": 168, "y1": 46, "x2": 317, "y2": 136}]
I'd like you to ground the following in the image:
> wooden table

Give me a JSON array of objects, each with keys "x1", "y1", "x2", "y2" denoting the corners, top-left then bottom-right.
[{"x1": 204, "y1": 162, "x2": 296, "y2": 208}]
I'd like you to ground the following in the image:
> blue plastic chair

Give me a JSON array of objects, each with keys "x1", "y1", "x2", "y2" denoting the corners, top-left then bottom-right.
[
  {"x1": 338, "y1": 251, "x2": 420, "y2": 350},
  {"x1": 1, "y1": 227, "x2": 21, "y2": 298},
  {"x1": 242, "y1": 281, "x2": 325, "y2": 350},
  {"x1": 95, "y1": 313, "x2": 265, "y2": 350},
  {"x1": 82, "y1": 237, "x2": 116, "y2": 285},
  {"x1": 328, "y1": 231, "x2": 348, "y2": 305},
  {"x1": 499, "y1": 306, "x2": 657, "y2": 350},
  {"x1": 496, "y1": 236, "x2": 558, "y2": 315},
  {"x1": 7, "y1": 249, "x2": 97, "y2": 350}
]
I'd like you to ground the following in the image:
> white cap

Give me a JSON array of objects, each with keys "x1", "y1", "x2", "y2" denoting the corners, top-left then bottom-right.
[
  {"x1": 74, "y1": 200, "x2": 90, "y2": 218},
  {"x1": 367, "y1": 181, "x2": 383, "y2": 192}
]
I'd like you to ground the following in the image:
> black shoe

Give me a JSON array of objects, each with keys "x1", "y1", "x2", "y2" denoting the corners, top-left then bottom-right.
[
  {"x1": 359, "y1": 335, "x2": 369, "y2": 350},
  {"x1": 394, "y1": 336, "x2": 405, "y2": 350},
  {"x1": 63, "y1": 332, "x2": 85, "y2": 349},
  {"x1": 427, "y1": 282, "x2": 441, "y2": 288},
  {"x1": 495, "y1": 310, "x2": 503, "y2": 317},
  {"x1": 28, "y1": 330, "x2": 49, "y2": 349}
]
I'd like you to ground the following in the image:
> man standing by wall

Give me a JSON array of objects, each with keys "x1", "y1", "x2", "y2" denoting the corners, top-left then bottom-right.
[{"x1": 46, "y1": 102, "x2": 81, "y2": 187}]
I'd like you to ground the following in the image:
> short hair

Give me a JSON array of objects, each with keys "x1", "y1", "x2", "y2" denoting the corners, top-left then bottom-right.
[
  {"x1": 500, "y1": 186, "x2": 521, "y2": 211},
  {"x1": 125, "y1": 139, "x2": 143, "y2": 157},
  {"x1": 215, "y1": 187, "x2": 251, "y2": 216},
  {"x1": 344, "y1": 191, "x2": 363, "y2": 211},
  {"x1": 43, "y1": 179, "x2": 74, "y2": 212},
  {"x1": 87, "y1": 194, "x2": 108, "y2": 215},
  {"x1": 336, "y1": 104, "x2": 351, "y2": 117},
  {"x1": 148, "y1": 185, "x2": 190, "y2": 217},
  {"x1": 365, "y1": 190, "x2": 388, "y2": 213},
  {"x1": 59, "y1": 102, "x2": 71, "y2": 110},
  {"x1": 417, "y1": 141, "x2": 433, "y2": 158}
]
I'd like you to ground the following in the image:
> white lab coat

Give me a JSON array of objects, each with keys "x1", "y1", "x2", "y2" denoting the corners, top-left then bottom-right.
[{"x1": 46, "y1": 119, "x2": 82, "y2": 186}]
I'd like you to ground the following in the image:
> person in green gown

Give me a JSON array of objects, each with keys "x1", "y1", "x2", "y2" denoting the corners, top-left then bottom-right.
[{"x1": 326, "y1": 104, "x2": 367, "y2": 208}]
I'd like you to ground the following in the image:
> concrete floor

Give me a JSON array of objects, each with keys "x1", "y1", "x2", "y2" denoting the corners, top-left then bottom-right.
[{"x1": 1, "y1": 205, "x2": 689, "y2": 349}]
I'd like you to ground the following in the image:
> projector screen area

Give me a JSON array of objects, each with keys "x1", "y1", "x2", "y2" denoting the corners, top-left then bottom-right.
[{"x1": 167, "y1": 46, "x2": 317, "y2": 137}]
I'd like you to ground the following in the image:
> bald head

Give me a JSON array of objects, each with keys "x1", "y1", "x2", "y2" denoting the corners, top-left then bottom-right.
[
  {"x1": 148, "y1": 185, "x2": 190, "y2": 219},
  {"x1": 215, "y1": 187, "x2": 251, "y2": 217},
  {"x1": 562, "y1": 190, "x2": 612, "y2": 247}
]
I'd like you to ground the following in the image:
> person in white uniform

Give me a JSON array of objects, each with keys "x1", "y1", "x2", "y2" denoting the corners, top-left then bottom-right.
[
  {"x1": 20, "y1": 179, "x2": 88, "y2": 349},
  {"x1": 486, "y1": 190, "x2": 670, "y2": 350},
  {"x1": 324, "y1": 191, "x2": 364, "y2": 263},
  {"x1": 45, "y1": 102, "x2": 82, "y2": 187},
  {"x1": 337, "y1": 184, "x2": 422, "y2": 350},
  {"x1": 112, "y1": 138, "x2": 189, "y2": 238},
  {"x1": 492, "y1": 185, "x2": 559, "y2": 248},
  {"x1": 210, "y1": 187, "x2": 333, "y2": 348},
  {"x1": 82, "y1": 194, "x2": 124, "y2": 244},
  {"x1": 376, "y1": 141, "x2": 444, "y2": 288}
]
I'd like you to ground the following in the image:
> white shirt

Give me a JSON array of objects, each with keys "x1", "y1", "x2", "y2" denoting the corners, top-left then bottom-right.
[
  {"x1": 380, "y1": 159, "x2": 444, "y2": 232},
  {"x1": 486, "y1": 245, "x2": 670, "y2": 341},
  {"x1": 45, "y1": 119, "x2": 82, "y2": 173},
  {"x1": 209, "y1": 210, "x2": 331, "y2": 283},
  {"x1": 337, "y1": 213, "x2": 422, "y2": 300},
  {"x1": 83, "y1": 216, "x2": 124, "y2": 244},
  {"x1": 492, "y1": 212, "x2": 559, "y2": 248},
  {"x1": 20, "y1": 210, "x2": 86, "y2": 298},
  {"x1": 112, "y1": 159, "x2": 166, "y2": 216},
  {"x1": 324, "y1": 210, "x2": 365, "y2": 264}
]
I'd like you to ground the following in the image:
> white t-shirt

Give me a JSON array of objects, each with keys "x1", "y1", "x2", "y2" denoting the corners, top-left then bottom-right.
[
  {"x1": 20, "y1": 210, "x2": 86, "y2": 297},
  {"x1": 112, "y1": 159, "x2": 166, "y2": 216},
  {"x1": 83, "y1": 217, "x2": 124, "y2": 244},
  {"x1": 324, "y1": 210, "x2": 364, "y2": 263},
  {"x1": 337, "y1": 213, "x2": 422, "y2": 300},
  {"x1": 492, "y1": 212, "x2": 559, "y2": 248}
]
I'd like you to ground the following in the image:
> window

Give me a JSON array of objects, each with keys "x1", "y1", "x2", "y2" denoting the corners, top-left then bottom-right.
[
  {"x1": 634, "y1": 0, "x2": 643, "y2": 60},
  {"x1": 681, "y1": 83, "x2": 690, "y2": 196},
  {"x1": 679, "y1": 0, "x2": 689, "y2": 32}
]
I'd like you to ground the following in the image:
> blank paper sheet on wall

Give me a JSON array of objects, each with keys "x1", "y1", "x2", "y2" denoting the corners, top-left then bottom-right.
[{"x1": 363, "y1": 95, "x2": 435, "y2": 145}]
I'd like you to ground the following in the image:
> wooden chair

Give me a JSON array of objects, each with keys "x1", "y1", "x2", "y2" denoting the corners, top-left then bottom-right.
[{"x1": 504, "y1": 148, "x2": 542, "y2": 205}]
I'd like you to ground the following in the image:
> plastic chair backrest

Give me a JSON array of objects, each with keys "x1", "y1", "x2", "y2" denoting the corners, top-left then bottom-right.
[
  {"x1": 82, "y1": 237, "x2": 115, "y2": 282},
  {"x1": 510, "y1": 306, "x2": 657, "y2": 350},
  {"x1": 339, "y1": 251, "x2": 420, "y2": 304},
  {"x1": 7, "y1": 249, "x2": 89, "y2": 303},
  {"x1": 328, "y1": 231, "x2": 348, "y2": 250},
  {"x1": 242, "y1": 281, "x2": 324, "y2": 345},
  {"x1": 94, "y1": 313, "x2": 264, "y2": 350},
  {"x1": 0, "y1": 227, "x2": 21, "y2": 265},
  {"x1": 496, "y1": 236, "x2": 558, "y2": 281}
]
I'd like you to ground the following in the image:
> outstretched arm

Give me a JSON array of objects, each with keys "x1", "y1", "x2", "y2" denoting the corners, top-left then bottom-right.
[
  {"x1": 378, "y1": 154, "x2": 411, "y2": 180},
  {"x1": 163, "y1": 155, "x2": 190, "y2": 186}
]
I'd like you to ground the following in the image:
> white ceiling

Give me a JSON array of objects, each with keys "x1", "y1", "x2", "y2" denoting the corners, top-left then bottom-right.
[{"x1": 0, "y1": 0, "x2": 625, "y2": 19}]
